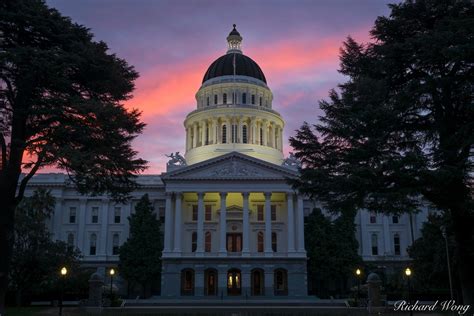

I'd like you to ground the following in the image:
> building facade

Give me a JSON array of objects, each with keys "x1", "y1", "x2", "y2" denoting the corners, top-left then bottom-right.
[{"x1": 25, "y1": 25, "x2": 429, "y2": 298}]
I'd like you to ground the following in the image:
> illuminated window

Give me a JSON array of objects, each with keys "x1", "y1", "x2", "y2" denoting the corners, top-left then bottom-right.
[
  {"x1": 222, "y1": 125, "x2": 227, "y2": 143},
  {"x1": 89, "y1": 233, "x2": 97, "y2": 255},
  {"x1": 91, "y1": 207, "x2": 99, "y2": 223},
  {"x1": 205, "y1": 205, "x2": 212, "y2": 221},
  {"x1": 394, "y1": 234, "x2": 401, "y2": 255},
  {"x1": 112, "y1": 233, "x2": 120, "y2": 255},
  {"x1": 257, "y1": 232, "x2": 264, "y2": 252},
  {"x1": 191, "y1": 232, "x2": 197, "y2": 252},
  {"x1": 205, "y1": 231, "x2": 212, "y2": 252},
  {"x1": 242, "y1": 125, "x2": 248, "y2": 143},
  {"x1": 242, "y1": 93, "x2": 247, "y2": 104},
  {"x1": 69, "y1": 207, "x2": 76, "y2": 223},
  {"x1": 371, "y1": 233, "x2": 378, "y2": 255},
  {"x1": 223, "y1": 93, "x2": 227, "y2": 104}
]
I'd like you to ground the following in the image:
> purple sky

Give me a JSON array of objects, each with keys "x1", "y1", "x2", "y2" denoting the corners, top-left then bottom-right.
[{"x1": 46, "y1": 0, "x2": 392, "y2": 173}]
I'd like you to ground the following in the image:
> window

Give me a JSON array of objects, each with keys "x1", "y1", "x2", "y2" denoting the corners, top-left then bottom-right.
[
  {"x1": 181, "y1": 269, "x2": 195, "y2": 296},
  {"x1": 69, "y1": 207, "x2": 76, "y2": 223},
  {"x1": 214, "y1": 94, "x2": 218, "y2": 105},
  {"x1": 192, "y1": 205, "x2": 198, "y2": 221},
  {"x1": 222, "y1": 125, "x2": 227, "y2": 143},
  {"x1": 91, "y1": 207, "x2": 99, "y2": 223},
  {"x1": 231, "y1": 124, "x2": 237, "y2": 143},
  {"x1": 272, "y1": 232, "x2": 277, "y2": 252},
  {"x1": 205, "y1": 127, "x2": 209, "y2": 145},
  {"x1": 371, "y1": 233, "x2": 378, "y2": 255},
  {"x1": 226, "y1": 233, "x2": 242, "y2": 252},
  {"x1": 257, "y1": 205, "x2": 264, "y2": 221},
  {"x1": 257, "y1": 232, "x2": 264, "y2": 252},
  {"x1": 259, "y1": 96, "x2": 262, "y2": 106},
  {"x1": 191, "y1": 232, "x2": 197, "y2": 252},
  {"x1": 205, "y1": 205, "x2": 212, "y2": 221},
  {"x1": 232, "y1": 92, "x2": 235, "y2": 104},
  {"x1": 90, "y1": 233, "x2": 97, "y2": 255},
  {"x1": 251, "y1": 94, "x2": 255, "y2": 104},
  {"x1": 114, "y1": 207, "x2": 121, "y2": 223},
  {"x1": 205, "y1": 231, "x2": 212, "y2": 252},
  {"x1": 112, "y1": 233, "x2": 120, "y2": 255},
  {"x1": 67, "y1": 233, "x2": 74, "y2": 250},
  {"x1": 274, "y1": 269, "x2": 288, "y2": 295},
  {"x1": 394, "y1": 234, "x2": 401, "y2": 255},
  {"x1": 392, "y1": 215, "x2": 399, "y2": 224},
  {"x1": 207, "y1": 96, "x2": 210, "y2": 106},
  {"x1": 370, "y1": 212, "x2": 377, "y2": 224},
  {"x1": 223, "y1": 93, "x2": 227, "y2": 104},
  {"x1": 242, "y1": 93, "x2": 247, "y2": 104},
  {"x1": 260, "y1": 128, "x2": 263, "y2": 145},
  {"x1": 271, "y1": 205, "x2": 277, "y2": 221},
  {"x1": 242, "y1": 125, "x2": 248, "y2": 143}
]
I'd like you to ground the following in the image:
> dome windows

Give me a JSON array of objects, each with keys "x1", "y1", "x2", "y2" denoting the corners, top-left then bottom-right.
[
  {"x1": 223, "y1": 93, "x2": 227, "y2": 104},
  {"x1": 242, "y1": 93, "x2": 247, "y2": 104}
]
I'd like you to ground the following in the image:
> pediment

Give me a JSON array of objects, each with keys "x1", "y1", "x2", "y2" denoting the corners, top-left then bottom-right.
[{"x1": 162, "y1": 152, "x2": 298, "y2": 181}]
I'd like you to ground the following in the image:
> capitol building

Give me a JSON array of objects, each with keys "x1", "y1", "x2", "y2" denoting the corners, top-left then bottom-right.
[{"x1": 26, "y1": 26, "x2": 429, "y2": 298}]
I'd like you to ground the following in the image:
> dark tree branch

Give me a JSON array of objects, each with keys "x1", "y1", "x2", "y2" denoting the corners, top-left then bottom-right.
[
  {"x1": 0, "y1": 132, "x2": 6, "y2": 172},
  {"x1": 16, "y1": 153, "x2": 44, "y2": 203}
]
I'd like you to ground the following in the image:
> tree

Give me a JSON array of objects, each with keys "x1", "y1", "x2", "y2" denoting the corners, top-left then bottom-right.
[
  {"x1": 0, "y1": 0, "x2": 146, "y2": 311},
  {"x1": 119, "y1": 194, "x2": 162, "y2": 298},
  {"x1": 290, "y1": 0, "x2": 473, "y2": 303},
  {"x1": 408, "y1": 214, "x2": 460, "y2": 298},
  {"x1": 9, "y1": 188, "x2": 81, "y2": 305},
  {"x1": 305, "y1": 208, "x2": 361, "y2": 297}
]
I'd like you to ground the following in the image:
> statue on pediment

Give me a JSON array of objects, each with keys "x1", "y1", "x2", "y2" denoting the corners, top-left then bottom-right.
[
  {"x1": 166, "y1": 152, "x2": 187, "y2": 167},
  {"x1": 282, "y1": 152, "x2": 301, "y2": 169}
]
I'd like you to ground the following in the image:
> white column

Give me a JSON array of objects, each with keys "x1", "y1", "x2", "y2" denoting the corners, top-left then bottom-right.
[
  {"x1": 53, "y1": 198, "x2": 63, "y2": 240},
  {"x1": 296, "y1": 194, "x2": 305, "y2": 254},
  {"x1": 173, "y1": 192, "x2": 182, "y2": 254},
  {"x1": 286, "y1": 192, "x2": 296, "y2": 253},
  {"x1": 264, "y1": 192, "x2": 272, "y2": 255},
  {"x1": 196, "y1": 192, "x2": 205, "y2": 255},
  {"x1": 163, "y1": 192, "x2": 173, "y2": 254},
  {"x1": 192, "y1": 123, "x2": 198, "y2": 148},
  {"x1": 99, "y1": 199, "x2": 109, "y2": 256},
  {"x1": 219, "y1": 192, "x2": 227, "y2": 255},
  {"x1": 242, "y1": 192, "x2": 250, "y2": 255},
  {"x1": 78, "y1": 199, "x2": 87, "y2": 253}
]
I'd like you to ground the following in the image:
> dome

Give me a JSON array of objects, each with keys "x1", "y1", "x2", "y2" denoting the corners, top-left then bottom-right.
[{"x1": 202, "y1": 53, "x2": 267, "y2": 84}]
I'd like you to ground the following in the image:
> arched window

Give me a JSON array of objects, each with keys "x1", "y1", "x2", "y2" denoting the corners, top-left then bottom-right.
[
  {"x1": 394, "y1": 234, "x2": 401, "y2": 255},
  {"x1": 259, "y1": 128, "x2": 263, "y2": 145},
  {"x1": 191, "y1": 232, "x2": 197, "y2": 252},
  {"x1": 242, "y1": 125, "x2": 248, "y2": 143},
  {"x1": 223, "y1": 93, "x2": 227, "y2": 104},
  {"x1": 222, "y1": 125, "x2": 227, "y2": 143},
  {"x1": 204, "y1": 269, "x2": 218, "y2": 296},
  {"x1": 257, "y1": 232, "x2": 264, "y2": 253},
  {"x1": 205, "y1": 231, "x2": 212, "y2": 252},
  {"x1": 112, "y1": 233, "x2": 120, "y2": 255},
  {"x1": 181, "y1": 269, "x2": 195, "y2": 296},
  {"x1": 227, "y1": 269, "x2": 241, "y2": 295},
  {"x1": 371, "y1": 233, "x2": 378, "y2": 255},
  {"x1": 272, "y1": 232, "x2": 277, "y2": 252},
  {"x1": 89, "y1": 233, "x2": 97, "y2": 255},
  {"x1": 251, "y1": 269, "x2": 264, "y2": 296},
  {"x1": 274, "y1": 269, "x2": 288, "y2": 295},
  {"x1": 242, "y1": 93, "x2": 247, "y2": 104},
  {"x1": 67, "y1": 233, "x2": 74, "y2": 250}
]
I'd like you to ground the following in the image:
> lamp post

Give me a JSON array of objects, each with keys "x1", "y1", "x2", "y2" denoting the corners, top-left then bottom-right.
[
  {"x1": 440, "y1": 226, "x2": 454, "y2": 300},
  {"x1": 109, "y1": 268, "x2": 115, "y2": 298},
  {"x1": 59, "y1": 267, "x2": 67, "y2": 316},
  {"x1": 405, "y1": 267, "x2": 413, "y2": 316},
  {"x1": 355, "y1": 268, "x2": 362, "y2": 307}
]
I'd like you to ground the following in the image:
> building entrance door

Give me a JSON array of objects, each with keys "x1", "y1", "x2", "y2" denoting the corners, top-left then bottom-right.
[{"x1": 227, "y1": 269, "x2": 241, "y2": 295}]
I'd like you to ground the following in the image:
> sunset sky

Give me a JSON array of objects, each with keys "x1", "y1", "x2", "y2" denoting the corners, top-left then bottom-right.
[{"x1": 46, "y1": 0, "x2": 392, "y2": 173}]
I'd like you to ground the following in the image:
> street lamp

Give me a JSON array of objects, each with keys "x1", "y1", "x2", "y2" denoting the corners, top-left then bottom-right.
[
  {"x1": 355, "y1": 268, "x2": 362, "y2": 307},
  {"x1": 109, "y1": 268, "x2": 116, "y2": 298},
  {"x1": 59, "y1": 267, "x2": 67, "y2": 316},
  {"x1": 405, "y1": 267, "x2": 413, "y2": 316},
  {"x1": 440, "y1": 226, "x2": 454, "y2": 300}
]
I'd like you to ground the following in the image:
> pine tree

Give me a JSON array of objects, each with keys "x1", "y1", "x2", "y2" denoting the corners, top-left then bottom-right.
[
  {"x1": 119, "y1": 194, "x2": 162, "y2": 298},
  {"x1": 291, "y1": 0, "x2": 474, "y2": 303}
]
